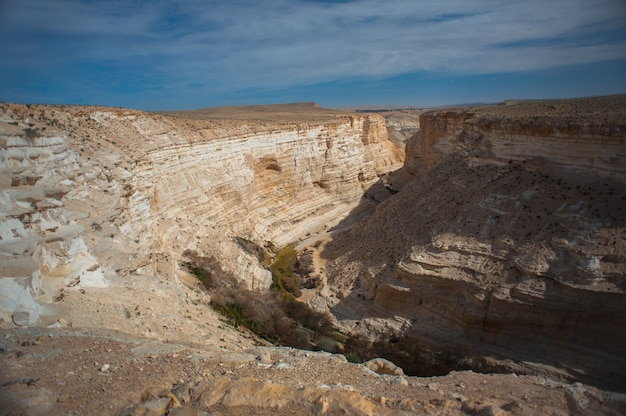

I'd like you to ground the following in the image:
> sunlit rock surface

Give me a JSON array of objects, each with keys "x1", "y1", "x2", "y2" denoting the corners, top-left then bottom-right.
[{"x1": 0, "y1": 103, "x2": 403, "y2": 326}]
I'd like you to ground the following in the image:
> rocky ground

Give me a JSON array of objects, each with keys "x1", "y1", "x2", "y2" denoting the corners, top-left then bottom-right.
[{"x1": 3, "y1": 325, "x2": 626, "y2": 415}]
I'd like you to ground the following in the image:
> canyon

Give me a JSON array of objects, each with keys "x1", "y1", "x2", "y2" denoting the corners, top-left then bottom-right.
[{"x1": 1, "y1": 97, "x2": 625, "y2": 415}]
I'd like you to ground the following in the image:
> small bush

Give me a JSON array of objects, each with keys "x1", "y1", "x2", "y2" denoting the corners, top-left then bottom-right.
[
  {"x1": 296, "y1": 250, "x2": 322, "y2": 289},
  {"x1": 234, "y1": 236, "x2": 267, "y2": 263},
  {"x1": 23, "y1": 127, "x2": 41, "y2": 139},
  {"x1": 344, "y1": 352, "x2": 362, "y2": 363},
  {"x1": 282, "y1": 273, "x2": 302, "y2": 297},
  {"x1": 315, "y1": 336, "x2": 342, "y2": 353},
  {"x1": 182, "y1": 249, "x2": 234, "y2": 290},
  {"x1": 297, "y1": 250, "x2": 315, "y2": 274},
  {"x1": 210, "y1": 288, "x2": 308, "y2": 347},
  {"x1": 303, "y1": 274, "x2": 322, "y2": 289},
  {"x1": 183, "y1": 261, "x2": 213, "y2": 288}
]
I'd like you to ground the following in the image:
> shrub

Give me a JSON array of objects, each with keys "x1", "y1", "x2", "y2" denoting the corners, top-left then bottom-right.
[
  {"x1": 282, "y1": 273, "x2": 302, "y2": 297},
  {"x1": 234, "y1": 236, "x2": 267, "y2": 263},
  {"x1": 183, "y1": 261, "x2": 213, "y2": 288},
  {"x1": 23, "y1": 127, "x2": 41, "y2": 139},
  {"x1": 209, "y1": 288, "x2": 307, "y2": 347},
  {"x1": 344, "y1": 352, "x2": 362, "y2": 363},
  {"x1": 297, "y1": 250, "x2": 323, "y2": 289},
  {"x1": 182, "y1": 249, "x2": 235, "y2": 290},
  {"x1": 315, "y1": 336, "x2": 342, "y2": 353},
  {"x1": 296, "y1": 250, "x2": 315, "y2": 275},
  {"x1": 303, "y1": 274, "x2": 322, "y2": 289},
  {"x1": 183, "y1": 245, "x2": 341, "y2": 354}
]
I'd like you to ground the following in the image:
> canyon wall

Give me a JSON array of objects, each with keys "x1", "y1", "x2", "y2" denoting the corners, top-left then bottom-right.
[
  {"x1": 320, "y1": 96, "x2": 626, "y2": 390},
  {"x1": 0, "y1": 103, "x2": 403, "y2": 326},
  {"x1": 405, "y1": 97, "x2": 626, "y2": 180}
]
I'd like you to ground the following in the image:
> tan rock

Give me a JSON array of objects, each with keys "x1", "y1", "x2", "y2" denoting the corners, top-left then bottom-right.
[
  {"x1": 362, "y1": 357, "x2": 405, "y2": 376},
  {"x1": 322, "y1": 95, "x2": 626, "y2": 388}
]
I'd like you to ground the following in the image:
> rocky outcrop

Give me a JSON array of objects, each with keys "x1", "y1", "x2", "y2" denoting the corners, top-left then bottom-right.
[
  {"x1": 0, "y1": 130, "x2": 107, "y2": 326},
  {"x1": 363, "y1": 357, "x2": 405, "y2": 376},
  {"x1": 319, "y1": 96, "x2": 626, "y2": 390},
  {"x1": 405, "y1": 96, "x2": 626, "y2": 180},
  {"x1": 378, "y1": 109, "x2": 423, "y2": 143},
  {"x1": 0, "y1": 103, "x2": 403, "y2": 327}
]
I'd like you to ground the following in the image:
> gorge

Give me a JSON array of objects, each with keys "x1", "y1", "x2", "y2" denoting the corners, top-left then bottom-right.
[{"x1": 1, "y1": 97, "x2": 625, "y2": 415}]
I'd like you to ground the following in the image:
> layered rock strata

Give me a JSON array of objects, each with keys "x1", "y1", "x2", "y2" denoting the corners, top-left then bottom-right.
[
  {"x1": 406, "y1": 96, "x2": 626, "y2": 180},
  {"x1": 319, "y1": 95, "x2": 626, "y2": 390},
  {"x1": 0, "y1": 103, "x2": 403, "y2": 326}
]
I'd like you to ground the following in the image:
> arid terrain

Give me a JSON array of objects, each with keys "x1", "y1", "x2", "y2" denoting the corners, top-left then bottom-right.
[{"x1": 1, "y1": 97, "x2": 625, "y2": 415}]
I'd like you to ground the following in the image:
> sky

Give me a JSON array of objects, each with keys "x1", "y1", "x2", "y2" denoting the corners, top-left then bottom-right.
[{"x1": 1, "y1": 0, "x2": 626, "y2": 110}]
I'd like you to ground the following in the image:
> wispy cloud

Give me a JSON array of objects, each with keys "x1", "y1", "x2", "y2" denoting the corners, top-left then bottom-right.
[{"x1": 1, "y1": 0, "x2": 625, "y2": 107}]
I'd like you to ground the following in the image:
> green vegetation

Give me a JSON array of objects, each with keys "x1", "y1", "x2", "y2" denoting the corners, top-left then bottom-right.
[
  {"x1": 183, "y1": 240, "x2": 459, "y2": 368},
  {"x1": 181, "y1": 249, "x2": 231, "y2": 290},
  {"x1": 270, "y1": 245, "x2": 302, "y2": 297},
  {"x1": 181, "y1": 242, "x2": 344, "y2": 352},
  {"x1": 344, "y1": 351, "x2": 362, "y2": 363},
  {"x1": 182, "y1": 261, "x2": 213, "y2": 289},
  {"x1": 209, "y1": 289, "x2": 335, "y2": 347}
]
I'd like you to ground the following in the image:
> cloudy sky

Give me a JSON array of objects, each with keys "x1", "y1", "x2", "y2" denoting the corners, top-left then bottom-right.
[{"x1": 1, "y1": 0, "x2": 626, "y2": 110}]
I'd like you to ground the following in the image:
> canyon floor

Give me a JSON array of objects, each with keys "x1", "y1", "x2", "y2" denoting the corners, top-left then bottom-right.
[{"x1": 1, "y1": 99, "x2": 625, "y2": 415}]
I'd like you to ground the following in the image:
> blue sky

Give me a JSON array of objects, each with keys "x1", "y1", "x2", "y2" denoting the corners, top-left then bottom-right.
[{"x1": 1, "y1": 0, "x2": 625, "y2": 110}]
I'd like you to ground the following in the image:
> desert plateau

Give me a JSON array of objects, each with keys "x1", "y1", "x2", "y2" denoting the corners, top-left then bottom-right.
[{"x1": 1, "y1": 96, "x2": 626, "y2": 415}]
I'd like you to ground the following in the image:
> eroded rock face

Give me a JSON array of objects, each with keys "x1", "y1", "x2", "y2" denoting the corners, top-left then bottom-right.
[
  {"x1": 320, "y1": 96, "x2": 626, "y2": 389},
  {"x1": 405, "y1": 96, "x2": 626, "y2": 180},
  {"x1": 0, "y1": 103, "x2": 403, "y2": 326},
  {"x1": 0, "y1": 130, "x2": 107, "y2": 326}
]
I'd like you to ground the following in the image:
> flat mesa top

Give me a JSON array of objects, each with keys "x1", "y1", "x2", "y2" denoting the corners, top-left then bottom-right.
[
  {"x1": 154, "y1": 102, "x2": 353, "y2": 124},
  {"x1": 438, "y1": 94, "x2": 626, "y2": 125}
]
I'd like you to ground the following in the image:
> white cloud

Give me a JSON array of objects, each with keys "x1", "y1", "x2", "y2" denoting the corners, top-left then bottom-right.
[
  {"x1": 154, "y1": 0, "x2": 626, "y2": 86},
  {"x1": 1, "y1": 0, "x2": 625, "y2": 97}
]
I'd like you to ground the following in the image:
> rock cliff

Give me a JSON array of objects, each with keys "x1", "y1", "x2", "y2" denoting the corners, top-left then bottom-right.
[
  {"x1": 319, "y1": 96, "x2": 626, "y2": 390},
  {"x1": 0, "y1": 103, "x2": 403, "y2": 326},
  {"x1": 406, "y1": 96, "x2": 626, "y2": 179}
]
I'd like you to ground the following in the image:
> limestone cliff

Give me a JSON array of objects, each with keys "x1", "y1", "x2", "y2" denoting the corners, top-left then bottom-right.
[
  {"x1": 320, "y1": 95, "x2": 626, "y2": 390},
  {"x1": 406, "y1": 96, "x2": 626, "y2": 180},
  {"x1": 0, "y1": 103, "x2": 403, "y2": 326}
]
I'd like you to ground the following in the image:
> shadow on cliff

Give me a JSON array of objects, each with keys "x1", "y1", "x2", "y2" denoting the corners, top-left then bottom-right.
[
  {"x1": 326, "y1": 179, "x2": 399, "y2": 234},
  {"x1": 319, "y1": 153, "x2": 626, "y2": 392}
]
